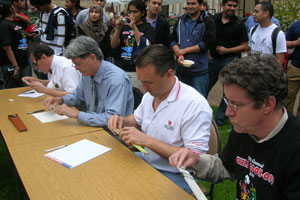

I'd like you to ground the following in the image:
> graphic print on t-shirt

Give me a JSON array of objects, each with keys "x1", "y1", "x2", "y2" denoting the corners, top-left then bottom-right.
[{"x1": 121, "y1": 30, "x2": 136, "y2": 60}]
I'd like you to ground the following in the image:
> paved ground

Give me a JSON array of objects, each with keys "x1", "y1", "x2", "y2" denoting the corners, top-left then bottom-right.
[{"x1": 207, "y1": 81, "x2": 223, "y2": 107}]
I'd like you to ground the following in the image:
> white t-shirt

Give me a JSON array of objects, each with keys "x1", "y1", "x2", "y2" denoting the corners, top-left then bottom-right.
[
  {"x1": 47, "y1": 55, "x2": 81, "y2": 92},
  {"x1": 134, "y1": 77, "x2": 212, "y2": 173},
  {"x1": 249, "y1": 23, "x2": 286, "y2": 55}
]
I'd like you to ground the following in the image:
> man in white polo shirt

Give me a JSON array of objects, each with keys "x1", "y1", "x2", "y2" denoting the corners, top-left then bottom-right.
[
  {"x1": 108, "y1": 45, "x2": 212, "y2": 193},
  {"x1": 22, "y1": 44, "x2": 81, "y2": 97}
]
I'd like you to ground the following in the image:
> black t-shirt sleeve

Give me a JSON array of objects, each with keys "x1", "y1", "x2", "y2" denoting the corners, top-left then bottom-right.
[
  {"x1": 237, "y1": 21, "x2": 249, "y2": 43},
  {"x1": 142, "y1": 23, "x2": 156, "y2": 44},
  {"x1": 0, "y1": 22, "x2": 13, "y2": 46}
]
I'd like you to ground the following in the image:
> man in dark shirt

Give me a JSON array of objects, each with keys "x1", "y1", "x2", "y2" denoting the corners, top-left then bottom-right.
[
  {"x1": 145, "y1": 0, "x2": 170, "y2": 47},
  {"x1": 170, "y1": 53, "x2": 300, "y2": 200},
  {"x1": 208, "y1": 0, "x2": 248, "y2": 126}
]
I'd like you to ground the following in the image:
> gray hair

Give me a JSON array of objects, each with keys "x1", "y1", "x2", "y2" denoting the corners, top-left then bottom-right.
[
  {"x1": 219, "y1": 53, "x2": 287, "y2": 110},
  {"x1": 63, "y1": 36, "x2": 104, "y2": 60}
]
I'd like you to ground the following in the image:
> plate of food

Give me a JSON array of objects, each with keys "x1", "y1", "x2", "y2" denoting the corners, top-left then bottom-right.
[{"x1": 182, "y1": 60, "x2": 194, "y2": 67}]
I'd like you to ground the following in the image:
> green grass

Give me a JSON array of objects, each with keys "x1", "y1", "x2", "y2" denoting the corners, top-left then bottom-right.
[
  {"x1": 0, "y1": 105, "x2": 236, "y2": 199},
  {"x1": 197, "y1": 105, "x2": 236, "y2": 200}
]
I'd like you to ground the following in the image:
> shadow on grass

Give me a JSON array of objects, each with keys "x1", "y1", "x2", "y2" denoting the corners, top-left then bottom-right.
[{"x1": 0, "y1": 135, "x2": 29, "y2": 200}]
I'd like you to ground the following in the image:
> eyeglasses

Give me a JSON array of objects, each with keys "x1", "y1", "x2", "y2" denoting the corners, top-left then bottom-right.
[
  {"x1": 72, "y1": 63, "x2": 80, "y2": 69},
  {"x1": 32, "y1": 57, "x2": 41, "y2": 66},
  {"x1": 223, "y1": 97, "x2": 254, "y2": 112}
]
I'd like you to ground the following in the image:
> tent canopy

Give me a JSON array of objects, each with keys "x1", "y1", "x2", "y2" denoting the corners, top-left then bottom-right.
[{"x1": 106, "y1": 0, "x2": 185, "y2": 5}]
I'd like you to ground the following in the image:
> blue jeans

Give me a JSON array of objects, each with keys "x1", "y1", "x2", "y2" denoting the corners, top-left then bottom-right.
[
  {"x1": 135, "y1": 152, "x2": 193, "y2": 194},
  {"x1": 176, "y1": 73, "x2": 209, "y2": 98},
  {"x1": 208, "y1": 56, "x2": 238, "y2": 125}
]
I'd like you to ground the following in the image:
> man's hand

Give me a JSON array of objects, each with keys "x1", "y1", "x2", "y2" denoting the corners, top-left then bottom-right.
[
  {"x1": 43, "y1": 96, "x2": 63, "y2": 108},
  {"x1": 177, "y1": 55, "x2": 185, "y2": 66},
  {"x1": 29, "y1": 81, "x2": 47, "y2": 93},
  {"x1": 54, "y1": 104, "x2": 79, "y2": 118},
  {"x1": 22, "y1": 76, "x2": 39, "y2": 85},
  {"x1": 118, "y1": 127, "x2": 149, "y2": 146},
  {"x1": 107, "y1": 114, "x2": 123, "y2": 135},
  {"x1": 12, "y1": 67, "x2": 20, "y2": 80},
  {"x1": 169, "y1": 148, "x2": 200, "y2": 168},
  {"x1": 216, "y1": 46, "x2": 228, "y2": 55}
]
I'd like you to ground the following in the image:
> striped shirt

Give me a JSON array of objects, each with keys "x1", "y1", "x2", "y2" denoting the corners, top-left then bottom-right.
[{"x1": 40, "y1": 5, "x2": 65, "y2": 55}]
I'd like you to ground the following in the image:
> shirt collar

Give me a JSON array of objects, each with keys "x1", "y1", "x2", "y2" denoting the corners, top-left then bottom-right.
[
  {"x1": 146, "y1": 16, "x2": 157, "y2": 29},
  {"x1": 166, "y1": 77, "x2": 181, "y2": 103},
  {"x1": 50, "y1": 55, "x2": 59, "y2": 74},
  {"x1": 250, "y1": 107, "x2": 288, "y2": 143},
  {"x1": 93, "y1": 60, "x2": 105, "y2": 84}
]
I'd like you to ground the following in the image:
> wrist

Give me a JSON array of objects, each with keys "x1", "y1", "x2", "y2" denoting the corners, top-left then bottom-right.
[{"x1": 177, "y1": 54, "x2": 183, "y2": 58}]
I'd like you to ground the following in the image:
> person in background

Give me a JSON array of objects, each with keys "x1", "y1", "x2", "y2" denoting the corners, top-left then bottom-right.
[
  {"x1": 169, "y1": 53, "x2": 300, "y2": 200},
  {"x1": 22, "y1": 44, "x2": 81, "y2": 97},
  {"x1": 0, "y1": 0, "x2": 29, "y2": 89},
  {"x1": 75, "y1": 0, "x2": 109, "y2": 27},
  {"x1": 201, "y1": 0, "x2": 213, "y2": 17},
  {"x1": 170, "y1": 0, "x2": 216, "y2": 98},
  {"x1": 245, "y1": 0, "x2": 280, "y2": 36},
  {"x1": 43, "y1": 36, "x2": 134, "y2": 127},
  {"x1": 207, "y1": 0, "x2": 248, "y2": 126},
  {"x1": 24, "y1": 0, "x2": 48, "y2": 80},
  {"x1": 284, "y1": 21, "x2": 300, "y2": 118},
  {"x1": 249, "y1": 2, "x2": 286, "y2": 65},
  {"x1": 108, "y1": 45, "x2": 212, "y2": 194},
  {"x1": 65, "y1": 0, "x2": 84, "y2": 23},
  {"x1": 77, "y1": 4, "x2": 110, "y2": 59},
  {"x1": 145, "y1": 0, "x2": 170, "y2": 47},
  {"x1": 111, "y1": 0, "x2": 155, "y2": 92},
  {"x1": 30, "y1": 0, "x2": 67, "y2": 56}
]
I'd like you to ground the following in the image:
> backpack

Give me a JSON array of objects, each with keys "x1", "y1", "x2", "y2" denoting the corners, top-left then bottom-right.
[
  {"x1": 44, "y1": 7, "x2": 76, "y2": 47},
  {"x1": 251, "y1": 25, "x2": 289, "y2": 72}
]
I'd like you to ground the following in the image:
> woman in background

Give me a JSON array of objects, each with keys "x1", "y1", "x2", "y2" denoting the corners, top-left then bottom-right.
[
  {"x1": 77, "y1": 4, "x2": 110, "y2": 59},
  {"x1": 0, "y1": 0, "x2": 29, "y2": 89},
  {"x1": 65, "y1": 0, "x2": 84, "y2": 23}
]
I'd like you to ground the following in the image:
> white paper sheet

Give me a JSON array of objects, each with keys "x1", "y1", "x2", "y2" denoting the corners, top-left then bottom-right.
[
  {"x1": 18, "y1": 89, "x2": 44, "y2": 98},
  {"x1": 33, "y1": 111, "x2": 68, "y2": 123},
  {"x1": 44, "y1": 139, "x2": 111, "y2": 169}
]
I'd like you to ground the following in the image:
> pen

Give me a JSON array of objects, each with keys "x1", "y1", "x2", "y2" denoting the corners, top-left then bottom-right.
[
  {"x1": 45, "y1": 145, "x2": 67, "y2": 152},
  {"x1": 27, "y1": 109, "x2": 45, "y2": 114},
  {"x1": 24, "y1": 91, "x2": 35, "y2": 94},
  {"x1": 115, "y1": 129, "x2": 149, "y2": 154}
]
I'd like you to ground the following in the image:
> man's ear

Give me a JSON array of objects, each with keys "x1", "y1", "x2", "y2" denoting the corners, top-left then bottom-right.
[{"x1": 262, "y1": 96, "x2": 276, "y2": 114}]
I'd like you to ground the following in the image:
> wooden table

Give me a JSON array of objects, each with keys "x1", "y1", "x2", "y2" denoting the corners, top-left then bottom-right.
[
  {"x1": 0, "y1": 87, "x2": 101, "y2": 147},
  {"x1": 0, "y1": 88, "x2": 194, "y2": 199},
  {"x1": 9, "y1": 130, "x2": 194, "y2": 200}
]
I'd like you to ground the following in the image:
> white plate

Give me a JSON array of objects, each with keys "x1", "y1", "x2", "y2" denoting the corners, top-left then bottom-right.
[{"x1": 182, "y1": 60, "x2": 194, "y2": 67}]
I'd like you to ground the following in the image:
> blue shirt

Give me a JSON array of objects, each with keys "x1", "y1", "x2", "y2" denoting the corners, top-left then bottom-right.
[
  {"x1": 246, "y1": 16, "x2": 280, "y2": 36},
  {"x1": 286, "y1": 21, "x2": 300, "y2": 68},
  {"x1": 62, "y1": 60, "x2": 134, "y2": 126},
  {"x1": 146, "y1": 17, "x2": 157, "y2": 29}
]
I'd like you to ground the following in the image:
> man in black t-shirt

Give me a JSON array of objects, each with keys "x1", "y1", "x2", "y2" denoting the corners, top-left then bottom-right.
[
  {"x1": 208, "y1": 0, "x2": 248, "y2": 126},
  {"x1": 170, "y1": 53, "x2": 300, "y2": 200}
]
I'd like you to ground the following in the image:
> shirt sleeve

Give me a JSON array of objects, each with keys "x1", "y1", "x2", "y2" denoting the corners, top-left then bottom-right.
[
  {"x1": 276, "y1": 31, "x2": 287, "y2": 54},
  {"x1": 77, "y1": 81, "x2": 133, "y2": 127},
  {"x1": 0, "y1": 23, "x2": 13, "y2": 46},
  {"x1": 61, "y1": 67, "x2": 81, "y2": 92},
  {"x1": 193, "y1": 153, "x2": 235, "y2": 183},
  {"x1": 62, "y1": 78, "x2": 85, "y2": 107},
  {"x1": 181, "y1": 100, "x2": 212, "y2": 154}
]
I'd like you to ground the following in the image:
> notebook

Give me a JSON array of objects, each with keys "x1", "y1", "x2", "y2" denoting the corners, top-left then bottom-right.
[{"x1": 45, "y1": 139, "x2": 111, "y2": 169}]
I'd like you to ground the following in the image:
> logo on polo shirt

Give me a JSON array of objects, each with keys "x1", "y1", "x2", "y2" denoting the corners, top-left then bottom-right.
[{"x1": 164, "y1": 120, "x2": 174, "y2": 131}]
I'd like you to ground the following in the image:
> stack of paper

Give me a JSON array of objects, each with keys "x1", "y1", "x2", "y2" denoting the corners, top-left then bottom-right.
[
  {"x1": 33, "y1": 111, "x2": 68, "y2": 123},
  {"x1": 45, "y1": 139, "x2": 111, "y2": 169}
]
